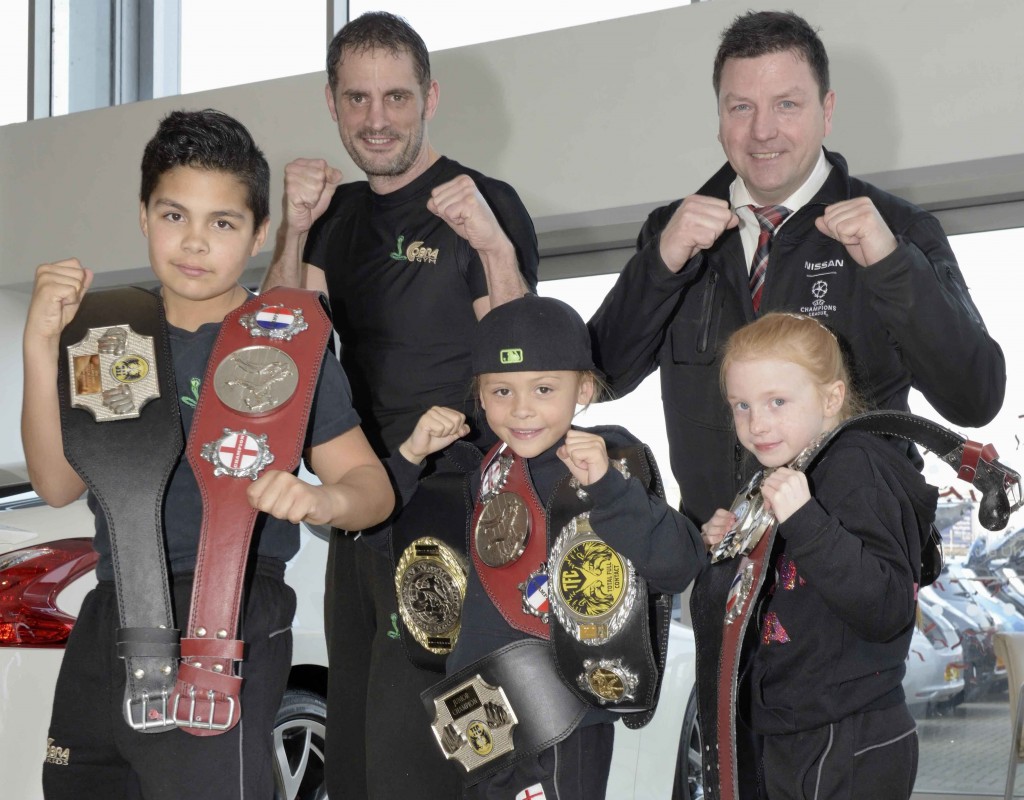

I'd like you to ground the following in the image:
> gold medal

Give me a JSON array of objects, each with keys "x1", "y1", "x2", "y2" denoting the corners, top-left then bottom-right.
[{"x1": 395, "y1": 537, "x2": 468, "y2": 654}]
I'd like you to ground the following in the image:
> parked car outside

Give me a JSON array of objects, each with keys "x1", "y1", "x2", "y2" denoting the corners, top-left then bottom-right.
[
  {"x1": 903, "y1": 624, "x2": 965, "y2": 716},
  {"x1": 919, "y1": 586, "x2": 1003, "y2": 700},
  {"x1": 0, "y1": 480, "x2": 701, "y2": 800}
]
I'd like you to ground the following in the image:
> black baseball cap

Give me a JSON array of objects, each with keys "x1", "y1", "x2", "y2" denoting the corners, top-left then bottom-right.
[{"x1": 471, "y1": 295, "x2": 597, "y2": 375}]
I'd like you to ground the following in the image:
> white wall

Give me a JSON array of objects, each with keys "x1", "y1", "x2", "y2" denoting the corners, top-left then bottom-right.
[{"x1": 1, "y1": 0, "x2": 1022, "y2": 466}]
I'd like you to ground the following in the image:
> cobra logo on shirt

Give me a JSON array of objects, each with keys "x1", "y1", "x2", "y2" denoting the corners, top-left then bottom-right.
[{"x1": 389, "y1": 234, "x2": 440, "y2": 264}]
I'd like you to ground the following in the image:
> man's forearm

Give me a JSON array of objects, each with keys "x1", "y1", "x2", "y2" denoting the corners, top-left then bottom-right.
[
  {"x1": 479, "y1": 239, "x2": 528, "y2": 309},
  {"x1": 261, "y1": 222, "x2": 308, "y2": 291}
]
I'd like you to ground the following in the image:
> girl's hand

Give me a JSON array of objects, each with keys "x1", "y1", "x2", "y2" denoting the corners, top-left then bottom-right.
[
  {"x1": 557, "y1": 429, "x2": 609, "y2": 486},
  {"x1": 760, "y1": 467, "x2": 811, "y2": 523},
  {"x1": 399, "y1": 406, "x2": 469, "y2": 464},
  {"x1": 701, "y1": 508, "x2": 736, "y2": 550}
]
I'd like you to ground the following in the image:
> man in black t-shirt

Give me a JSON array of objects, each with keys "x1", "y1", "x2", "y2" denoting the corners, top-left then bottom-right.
[{"x1": 262, "y1": 12, "x2": 539, "y2": 799}]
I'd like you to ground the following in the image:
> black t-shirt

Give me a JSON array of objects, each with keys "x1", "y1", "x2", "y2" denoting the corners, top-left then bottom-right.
[
  {"x1": 303, "y1": 156, "x2": 539, "y2": 456},
  {"x1": 90, "y1": 315, "x2": 360, "y2": 580}
]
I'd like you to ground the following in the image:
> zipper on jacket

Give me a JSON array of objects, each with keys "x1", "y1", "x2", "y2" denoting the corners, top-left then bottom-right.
[
  {"x1": 945, "y1": 265, "x2": 985, "y2": 326},
  {"x1": 697, "y1": 271, "x2": 719, "y2": 354}
]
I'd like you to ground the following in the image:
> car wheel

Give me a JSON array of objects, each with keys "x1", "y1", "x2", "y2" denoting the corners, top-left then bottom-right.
[
  {"x1": 273, "y1": 688, "x2": 329, "y2": 800},
  {"x1": 672, "y1": 685, "x2": 704, "y2": 800}
]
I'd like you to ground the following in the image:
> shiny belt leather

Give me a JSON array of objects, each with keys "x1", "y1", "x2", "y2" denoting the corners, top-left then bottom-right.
[
  {"x1": 548, "y1": 444, "x2": 671, "y2": 728},
  {"x1": 391, "y1": 442, "x2": 478, "y2": 672},
  {"x1": 58, "y1": 287, "x2": 182, "y2": 733},
  {"x1": 170, "y1": 288, "x2": 331, "y2": 735},
  {"x1": 708, "y1": 410, "x2": 1023, "y2": 800},
  {"x1": 471, "y1": 444, "x2": 549, "y2": 639},
  {"x1": 421, "y1": 638, "x2": 588, "y2": 786}
]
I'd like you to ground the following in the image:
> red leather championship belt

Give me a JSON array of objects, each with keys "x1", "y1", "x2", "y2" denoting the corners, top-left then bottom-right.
[
  {"x1": 707, "y1": 410, "x2": 1023, "y2": 800},
  {"x1": 470, "y1": 444, "x2": 550, "y2": 639},
  {"x1": 170, "y1": 288, "x2": 331, "y2": 735}
]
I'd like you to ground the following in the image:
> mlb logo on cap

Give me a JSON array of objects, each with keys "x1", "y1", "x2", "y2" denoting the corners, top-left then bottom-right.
[{"x1": 500, "y1": 348, "x2": 524, "y2": 364}]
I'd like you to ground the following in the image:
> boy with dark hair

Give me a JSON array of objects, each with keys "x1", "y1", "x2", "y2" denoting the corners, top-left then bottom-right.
[{"x1": 23, "y1": 108, "x2": 393, "y2": 800}]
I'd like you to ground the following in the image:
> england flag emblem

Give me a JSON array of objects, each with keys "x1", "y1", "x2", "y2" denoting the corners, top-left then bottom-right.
[
  {"x1": 218, "y1": 431, "x2": 260, "y2": 471},
  {"x1": 201, "y1": 428, "x2": 274, "y2": 479},
  {"x1": 515, "y1": 785, "x2": 546, "y2": 800}
]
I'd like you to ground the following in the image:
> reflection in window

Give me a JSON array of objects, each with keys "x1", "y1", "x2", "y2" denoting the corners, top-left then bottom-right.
[
  {"x1": 908, "y1": 227, "x2": 1022, "y2": 796},
  {"x1": 180, "y1": 0, "x2": 324, "y2": 94},
  {"x1": 348, "y1": 0, "x2": 690, "y2": 51}
]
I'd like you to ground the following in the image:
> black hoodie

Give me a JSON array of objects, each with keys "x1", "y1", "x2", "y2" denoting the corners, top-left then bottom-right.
[{"x1": 748, "y1": 429, "x2": 938, "y2": 735}]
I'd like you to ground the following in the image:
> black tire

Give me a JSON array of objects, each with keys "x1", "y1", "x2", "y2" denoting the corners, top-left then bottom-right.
[
  {"x1": 272, "y1": 688, "x2": 329, "y2": 800},
  {"x1": 672, "y1": 685, "x2": 704, "y2": 800}
]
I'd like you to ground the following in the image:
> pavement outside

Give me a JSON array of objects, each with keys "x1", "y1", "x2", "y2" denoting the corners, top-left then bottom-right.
[{"x1": 914, "y1": 690, "x2": 1018, "y2": 796}]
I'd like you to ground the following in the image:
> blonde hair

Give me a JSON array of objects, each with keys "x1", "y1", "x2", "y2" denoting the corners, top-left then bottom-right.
[{"x1": 720, "y1": 313, "x2": 865, "y2": 421}]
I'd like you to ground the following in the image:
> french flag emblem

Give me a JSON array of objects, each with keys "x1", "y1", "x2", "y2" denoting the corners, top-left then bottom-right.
[{"x1": 524, "y1": 574, "x2": 550, "y2": 614}]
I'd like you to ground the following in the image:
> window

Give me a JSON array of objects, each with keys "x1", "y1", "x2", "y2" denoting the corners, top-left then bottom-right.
[
  {"x1": 179, "y1": 0, "x2": 325, "y2": 94},
  {"x1": 0, "y1": 2, "x2": 29, "y2": 126}
]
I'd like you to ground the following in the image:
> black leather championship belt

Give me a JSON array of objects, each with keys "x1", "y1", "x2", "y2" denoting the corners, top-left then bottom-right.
[
  {"x1": 705, "y1": 410, "x2": 1023, "y2": 800},
  {"x1": 169, "y1": 288, "x2": 331, "y2": 736},
  {"x1": 58, "y1": 287, "x2": 182, "y2": 733},
  {"x1": 547, "y1": 444, "x2": 672, "y2": 729},
  {"x1": 421, "y1": 639, "x2": 588, "y2": 786},
  {"x1": 391, "y1": 442, "x2": 478, "y2": 672}
]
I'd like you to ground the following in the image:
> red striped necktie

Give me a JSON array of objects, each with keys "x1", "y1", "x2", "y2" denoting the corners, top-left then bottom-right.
[{"x1": 748, "y1": 204, "x2": 792, "y2": 314}]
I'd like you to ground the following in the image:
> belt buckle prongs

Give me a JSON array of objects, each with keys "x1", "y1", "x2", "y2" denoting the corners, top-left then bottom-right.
[
  {"x1": 125, "y1": 690, "x2": 171, "y2": 731},
  {"x1": 173, "y1": 686, "x2": 236, "y2": 731}
]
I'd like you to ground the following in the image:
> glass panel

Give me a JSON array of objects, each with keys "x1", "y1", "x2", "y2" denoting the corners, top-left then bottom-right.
[
  {"x1": 908, "y1": 227, "x2": 1022, "y2": 796},
  {"x1": 348, "y1": 0, "x2": 690, "y2": 51},
  {"x1": 179, "y1": 0, "x2": 325, "y2": 94},
  {"x1": 542, "y1": 272, "x2": 678, "y2": 509},
  {"x1": 0, "y1": 2, "x2": 30, "y2": 126}
]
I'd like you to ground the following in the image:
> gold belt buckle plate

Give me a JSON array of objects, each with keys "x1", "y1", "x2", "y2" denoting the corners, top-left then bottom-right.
[
  {"x1": 428, "y1": 675, "x2": 519, "y2": 772},
  {"x1": 67, "y1": 324, "x2": 161, "y2": 421},
  {"x1": 395, "y1": 537, "x2": 468, "y2": 654}
]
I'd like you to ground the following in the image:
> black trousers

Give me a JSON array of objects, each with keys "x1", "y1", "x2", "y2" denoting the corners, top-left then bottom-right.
[
  {"x1": 464, "y1": 722, "x2": 614, "y2": 800},
  {"x1": 760, "y1": 703, "x2": 918, "y2": 800},
  {"x1": 42, "y1": 563, "x2": 295, "y2": 800},
  {"x1": 324, "y1": 533, "x2": 462, "y2": 799}
]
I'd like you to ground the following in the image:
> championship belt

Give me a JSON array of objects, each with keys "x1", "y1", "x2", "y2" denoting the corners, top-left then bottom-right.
[
  {"x1": 170, "y1": 288, "x2": 331, "y2": 735},
  {"x1": 707, "y1": 410, "x2": 1023, "y2": 800},
  {"x1": 547, "y1": 445, "x2": 671, "y2": 727},
  {"x1": 470, "y1": 444, "x2": 550, "y2": 639},
  {"x1": 57, "y1": 287, "x2": 182, "y2": 733},
  {"x1": 392, "y1": 442, "x2": 477, "y2": 672},
  {"x1": 421, "y1": 639, "x2": 587, "y2": 786}
]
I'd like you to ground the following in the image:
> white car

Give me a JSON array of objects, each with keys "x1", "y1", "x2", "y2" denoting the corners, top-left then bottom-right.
[{"x1": 0, "y1": 479, "x2": 701, "y2": 800}]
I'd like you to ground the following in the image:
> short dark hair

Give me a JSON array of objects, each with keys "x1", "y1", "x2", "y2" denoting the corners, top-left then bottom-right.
[
  {"x1": 139, "y1": 109, "x2": 270, "y2": 226},
  {"x1": 326, "y1": 11, "x2": 431, "y2": 96},
  {"x1": 713, "y1": 11, "x2": 830, "y2": 101}
]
